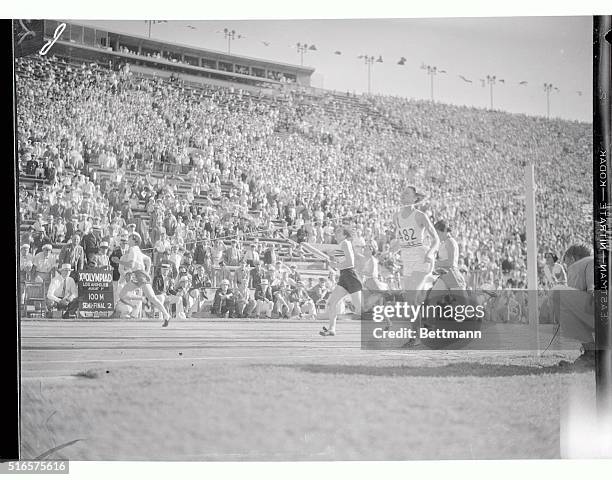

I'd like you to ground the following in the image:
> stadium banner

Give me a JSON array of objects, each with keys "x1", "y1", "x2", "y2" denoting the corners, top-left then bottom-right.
[
  {"x1": 77, "y1": 268, "x2": 115, "y2": 318},
  {"x1": 360, "y1": 289, "x2": 591, "y2": 351}
]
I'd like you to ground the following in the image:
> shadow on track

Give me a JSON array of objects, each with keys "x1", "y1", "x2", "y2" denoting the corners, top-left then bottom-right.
[{"x1": 269, "y1": 361, "x2": 586, "y2": 378}]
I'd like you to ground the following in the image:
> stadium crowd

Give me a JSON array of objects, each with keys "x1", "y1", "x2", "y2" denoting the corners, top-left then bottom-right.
[{"x1": 16, "y1": 54, "x2": 592, "y2": 318}]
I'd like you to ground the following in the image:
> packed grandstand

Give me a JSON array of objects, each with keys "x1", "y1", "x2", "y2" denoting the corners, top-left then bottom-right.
[{"x1": 16, "y1": 52, "x2": 593, "y2": 320}]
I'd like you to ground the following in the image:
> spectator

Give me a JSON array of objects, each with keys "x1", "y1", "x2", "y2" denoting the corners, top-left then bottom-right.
[
  {"x1": 92, "y1": 241, "x2": 111, "y2": 268},
  {"x1": 20, "y1": 244, "x2": 35, "y2": 283},
  {"x1": 58, "y1": 233, "x2": 86, "y2": 280},
  {"x1": 292, "y1": 281, "x2": 316, "y2": 319},
  {"x1": 211, "y1": 279, "x2": 234, "y2": 317},
  {"x1": 254, "y1": 278, "x2": 274, "y2": 318},
  {"x1": 46, "y1": 264, "x2": 79, "y2": 318},
  {"x1": 32, "y1": 244, "x2": 56, "y2": 284},
  {"x1": 110, "y1": 235, "x2": 129, "y2": 302},
  {"x1": 233, "y1": 280, "x2": 256, "y2": 318}
]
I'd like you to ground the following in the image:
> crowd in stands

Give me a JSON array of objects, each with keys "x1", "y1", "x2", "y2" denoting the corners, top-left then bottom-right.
[{"x1": 16, "y1": 54, "x2": 592, "y2": 318}]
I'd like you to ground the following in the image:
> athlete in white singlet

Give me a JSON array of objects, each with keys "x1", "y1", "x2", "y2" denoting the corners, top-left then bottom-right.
[
  {"x1": 319, "y1": 227, "x2": 363, "y2": 336},
  {"x1": 390, "y1": 186, "x2": 440, "y2": 293},
  {"x1": 432, "y1": 220, "x2": 466, "y2": 291},
  {"x1": 118, "y1": 232, "x2": 171, "y2": 326}
]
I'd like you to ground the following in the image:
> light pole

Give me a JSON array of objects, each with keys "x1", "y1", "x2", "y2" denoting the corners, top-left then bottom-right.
[
  {"x1": 223, "y1": 28, "x2": 237, "y2": 54},
  {"x1": 486, "y1": 75, "x2": 497, "y2": 110},
  {"x1": 421, "y1": 64, "x2": 445, "y2": 102},
  {"x1": 543, "y1": 83, "x2": 555, "y2": 119},
  {"x1": 362, "y1": 55, "x2": 382, "y2": 95},
  {"x1": 296, "y1": 43, "x2": 317, "y2": 66}
]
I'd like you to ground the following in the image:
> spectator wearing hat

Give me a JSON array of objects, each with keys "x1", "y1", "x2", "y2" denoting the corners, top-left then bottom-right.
[
  {"x1": 211, "y1": 279, "x2": 234, "y2": 317},
  {"x1": 32, "y1": 244, "x2": 57, "y2": 284},
  {"x1": 31, "y1": 223, "x2": 52, "y2": 254},
  {"x1": 58, "y1": 232, "x2": 86, "y2": 281},
  {"x1": 254, "y1": 278, "x2": 274, "y2": 318},
  {"x1": 46, "y1": 264, "x2": 79, "y2": 318}
]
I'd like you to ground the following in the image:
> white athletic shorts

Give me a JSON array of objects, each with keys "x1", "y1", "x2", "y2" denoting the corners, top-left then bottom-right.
[{"x1": 400, "y1": 246, "x2": 432, "y2": 275}]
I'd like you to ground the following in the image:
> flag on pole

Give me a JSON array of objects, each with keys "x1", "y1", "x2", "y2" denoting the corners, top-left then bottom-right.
[
  {"x1": 376, "y1": 55, "x2": 383, "y2": 63},
  {"x1": 519, "y1": 81, "x2": 528, "y2": 85},
  {"x1": 397, "y1": 56, "x2": 406, "y2": 65},
  {"x1": 459, "y1": 75, "x2": 473, "y2": 83}
]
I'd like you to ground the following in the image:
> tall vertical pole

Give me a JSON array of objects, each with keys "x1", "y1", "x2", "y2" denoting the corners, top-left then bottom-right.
[
  {"x1": 525, "y1": 163, "x2": 540, "y2": 351},
  {"x1": 430, "y1": 73, "x2": 434, "y2": 102},
  {"x1": 148, "y1": 21, "x2": 151, "y2": 39}
]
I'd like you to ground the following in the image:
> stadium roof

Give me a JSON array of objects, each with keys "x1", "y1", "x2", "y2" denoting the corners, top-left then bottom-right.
[{"x1": 61, "y1": 20, "x2": 316, "y2": 75}]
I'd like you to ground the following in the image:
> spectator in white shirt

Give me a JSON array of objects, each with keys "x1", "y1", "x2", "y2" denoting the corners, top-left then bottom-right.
[
  {"x1": 33, "y1": 244, "x2": 57, "y2": 284},
  {"x1": 46, "y1": 264, "x2": 79, "y2": 318}
]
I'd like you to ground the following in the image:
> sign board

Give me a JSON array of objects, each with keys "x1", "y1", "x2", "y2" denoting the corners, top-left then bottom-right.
[{"x1": 77, "y1": 268, "x2": 114, "y2": 318}]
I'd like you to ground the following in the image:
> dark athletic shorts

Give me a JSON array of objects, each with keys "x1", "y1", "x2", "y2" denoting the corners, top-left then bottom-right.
[{"x1": 337, "y1": 268, "x2": 362, "y2": 294}]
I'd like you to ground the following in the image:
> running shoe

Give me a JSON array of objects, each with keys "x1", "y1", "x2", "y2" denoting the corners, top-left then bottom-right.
[{"x1": 319, "y1": 326, "x2": 335, "y2": 336}]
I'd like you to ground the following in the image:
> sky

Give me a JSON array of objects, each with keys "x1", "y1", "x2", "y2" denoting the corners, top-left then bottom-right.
[{"x1": 78, "y1": 17, "x2": 593, "y2": 122}]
